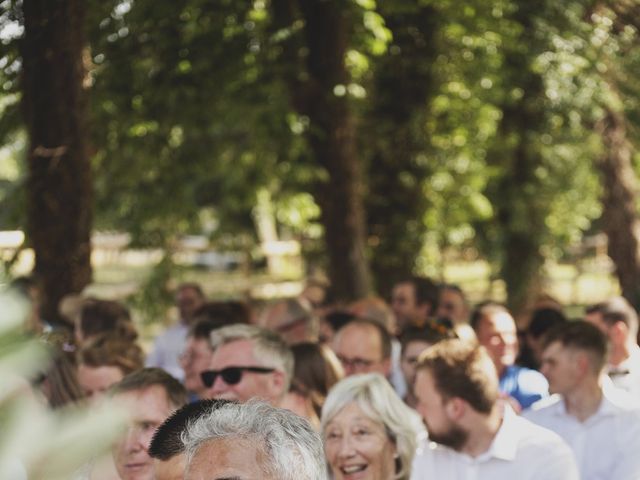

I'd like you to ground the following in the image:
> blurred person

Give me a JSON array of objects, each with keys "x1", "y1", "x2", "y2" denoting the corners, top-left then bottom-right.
[
  {"x1": 318, "y1": 310, "x2": 356, "y2": 345},
  {"x1": 146, "y1": 283, "x2": 205, "y2": 381},
  {"x1": 332, "y1": 318, "x2": 392, "y2": 378},
  {"x1": 412, "y1": 339, "x2": 578, "y2": 479},
  {"x1": 179, "y1": 318, "x2": 223, "y2": 400},
  {"x1": 471, "y1": 302, "x2": 548, "y2": 410},
  {"x1": 280, "y1": 342, "x2": 344, "y2": 429},
  {"x1": 585, "y1": 296, "x2": 640, "y2": 398},
  {"x1": 390, "y1": 276, "x2": 439, "y2": 333},
  {"x1": 521, "y1": 307, "x2": 567, "y2": 370},
  {"x1": 182, "y1": 401, "x2": 325, "y2": 480},
  {"x1": 436, "y1": 284, "x2": 469, "y2": 325},
  {"x1": 38, "y1": 348, "x2": 84, "y2": 409},
  {"x1": 525, "y1": 321, "x2": 640, "y2": 480},
  {"x1": 148, "y1": 399, "x2": 230, "y2": 480},
  {"x1": 75, "y1": 298, "x2": 137, "y2": 346},
  {"x1": 349, "y1": 296, "x2": 406, "y2": 397},
  {"x1": 201, "y1": 324, "x2": 293, "y2": 406},
  {"x1": 400, "y1": 322, "x2": 456, "y2": 408},
  {"x1": 257, "y1": 297, "x2": 319, "y2": 344},
  {"x1": 322, "y1": 373, "x2": 424, "y2": 480},
  {"x1": 8, "y1": 275, "x2": 45, "y2": 334},
  {"x1": 110, "y1": 368, "x2": 188, "y2": 480},
  {"x1": 191, "y1": 300, "x2": 251, "y2": 326},
  {"x1": 77, "y1": 334, "x2": 144, "y2": 403}
]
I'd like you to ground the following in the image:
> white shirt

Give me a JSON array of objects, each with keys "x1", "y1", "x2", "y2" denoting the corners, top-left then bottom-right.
[
  {"x1": 410, "y1": 407, "x2": 578, "y2": 480},
  {"x1": 608, "y1": 345, "x2": 640, "y2": 401},
  {"x1": 390, "y1": 338, "x2": 408, "y2": 398},
  {"x1": 524, "y1": 391, "x2": 640, "y2": 480},
  {"x1": 145, "y1": 323, "x2": 188, "y2": 381}
]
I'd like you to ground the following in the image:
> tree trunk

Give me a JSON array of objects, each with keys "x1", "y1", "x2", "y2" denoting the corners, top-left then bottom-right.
[
  {"x1": 365, "y1": 6, "x2": 439, "y2": 294},
  {"x1": 596, "y1": 107, "x2": 640, "y2": 309},
  {"x1": 292, "y1": 0, "x2": 372, "y2": 300},
  {"x1": 21, "y1": 0, "x2": 93, "y2": 325},
  {"x1": 483, "y1": 1, "x2": 548, "y2": 318}
]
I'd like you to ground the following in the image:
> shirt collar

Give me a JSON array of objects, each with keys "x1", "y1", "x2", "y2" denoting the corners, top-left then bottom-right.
[{"x1": 477, "y1": 405, "x2": 519, "y2": 462}]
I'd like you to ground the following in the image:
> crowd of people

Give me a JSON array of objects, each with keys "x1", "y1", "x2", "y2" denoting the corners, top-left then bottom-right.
[{"x1": 10, "y1": 275, "x2": 640, "y2": 479}]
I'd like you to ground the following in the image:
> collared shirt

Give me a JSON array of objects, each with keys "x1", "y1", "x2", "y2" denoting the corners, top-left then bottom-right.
[
  {"x1": 500, "y1": 365, "x2": 548, "y2": 409},
  {"x1": 608, "y1": 345, "x2": 640, "y2": 401},
  {"x1": 410, "y1": 407, "x2": 578, "y2": 480},
  {"x1": 524, "y1": 390, "x2": 640, "y2": 480},
  {"x1": 145, "y1": 323, "x2": 188, "y2": 381}
]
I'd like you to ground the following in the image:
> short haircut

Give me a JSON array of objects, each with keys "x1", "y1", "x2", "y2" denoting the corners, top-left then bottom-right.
[
  {"x1": 416, "y1": 339, "x2": 498, "y2": 414},
  {"x1": 400, "y1": 276, "x2": 440, "y2": 311},
  {"x1": 542, "y1": 321, "x2": 608, "y2": 374},
  {"x1": 341, "y1": 318, "x2": 392, "y2": 360},
  {"x1": 321, "y1": 373, "x2": 424, "y2": 480},
  {"x1": 77, "y1": 334, "x2": 144, "y2": 375},
  {"x1": 110, "y1": 368, "x2": 188, "y2": 408},
  {"x1": 586, "y1": 297, "x2": 639, "y2": 338},
  {"x1": 209, "y1": 324, "x2": 294, "y2": 390},
  {"x1": 149, "y1": 399, "x2": 230, "y2": 460},
  {"x1": 182, "y1": 401, "x2": 325, "y2": 480},
  {"x1": 470, "y1": 301, "x2": 510, "y2": 331}
]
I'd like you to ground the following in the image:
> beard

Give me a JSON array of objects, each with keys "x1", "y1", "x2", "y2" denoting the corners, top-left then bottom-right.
[{"x1": 426, "y1": 421, "x2": 469, "y2": 451}]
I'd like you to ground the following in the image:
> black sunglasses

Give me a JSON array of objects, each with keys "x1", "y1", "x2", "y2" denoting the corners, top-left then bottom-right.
[{"x1": 200, "y1": 366, "x2": 275, "y2": 388}]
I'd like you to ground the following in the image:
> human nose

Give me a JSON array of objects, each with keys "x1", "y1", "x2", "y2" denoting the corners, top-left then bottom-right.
[
  {"x1": 209, "y1": 372, "x2": 229, "y2": 395},
  {"x1": 123, "y1": 426, "x2": 145, "y2": 453},
  {"x1": 336, "y1": 434, "x2": 357, "y2": 459}
]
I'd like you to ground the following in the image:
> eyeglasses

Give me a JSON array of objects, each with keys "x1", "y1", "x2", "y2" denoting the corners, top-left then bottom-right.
[
  {"x1": 200, "y1": 366, "x2": 275, "y2": 388},
  {"x1": 336, "y1": 354, "x2": 376, "y2": 371}
]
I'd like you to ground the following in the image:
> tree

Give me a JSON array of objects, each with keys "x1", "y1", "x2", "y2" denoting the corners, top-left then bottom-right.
[{"x1": 20, "y1": 0, "x2": 92, "y2": 324}]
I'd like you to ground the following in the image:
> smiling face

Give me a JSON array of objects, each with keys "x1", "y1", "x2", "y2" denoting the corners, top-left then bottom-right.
[
  {"x1": 475, "y1": 311, "x2": 518, "y2": 376},
  {"x1": 324, "y1": 402, "x2": 396, "y2": 480},
  {"x1": 205, "y1": 339, "x2": 283, "y2": 404}
]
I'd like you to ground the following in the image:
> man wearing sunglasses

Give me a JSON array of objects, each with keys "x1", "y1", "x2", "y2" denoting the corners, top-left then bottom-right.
[{"x1": 201, "y1": 324, "x2": 293, "y2": 406}]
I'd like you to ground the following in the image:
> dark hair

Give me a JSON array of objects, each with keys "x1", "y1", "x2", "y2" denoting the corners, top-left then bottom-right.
[
  {"x1": 343, "y1": 318, "x2": 392, "y2": 360},
  {"x1": 77, "y1": 334, "x2": 144, "y2": 375},
  {"x1": 416, "y1": 339, "x2": 498, "y2": 414},
  {"x1": 400, "y1": 322, "x2": 456, "y2": 352},
  {"x1": 470, "y1": 301, "x2": 509, "y2": 331},
  {"x1": 149, "y1": 399, "x2": 230, "y2": 460},
  {"x1": 527, "y1": 308, "x2": 567, "y2": 339},
  {"x1": 542, "y1": 321, "x2": 608, "y2": 373},
  {"x1": 110, "y1": 368, "x2": 188, "y2": 408},
  {"x1": 79, "y1": 299, "x2": 137, "y2": 342},
  {"x1": 586, "y1": 297, "x2": 638, "y2": 338},
  {"x1": 401, "y1": 276, "x2": 440, "y2": 312},
  {"x1": 192, "y1": 300, "x2": 251, "y2": 327},
  {"x1": 324, "y1": 310, "x2": 357, "y2": 332},
  {"x1": 290, "y1": 343, "x2": 343, "y2": 418}
]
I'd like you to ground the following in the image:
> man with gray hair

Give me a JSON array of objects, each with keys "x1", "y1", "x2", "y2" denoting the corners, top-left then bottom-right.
[
  {"x1": 182, "y1": 401, "x2": 327, "y2": 480},
  {"x1": 201, "y1": 324, "x2": 293, "y2": 406}
]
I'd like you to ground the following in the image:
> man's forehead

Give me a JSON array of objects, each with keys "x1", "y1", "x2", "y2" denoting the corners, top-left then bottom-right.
[
  {"x1": 212, "y1": 339, "x2": 258, "y2": 363},
  {"x1": 113, "y1": 385, "x2": 173, "y2": 415}
]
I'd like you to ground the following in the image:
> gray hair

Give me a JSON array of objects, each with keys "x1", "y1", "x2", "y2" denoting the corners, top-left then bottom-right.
[
  {"x1": 210, "y1": 324, "x2": 294, "y2": 391},
  {"x1": 183, "y1": 401, "x2": 327, "y2": 480},
  {"x1": 321, "y1": 374, "x2": 424, "y2": 480}
]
